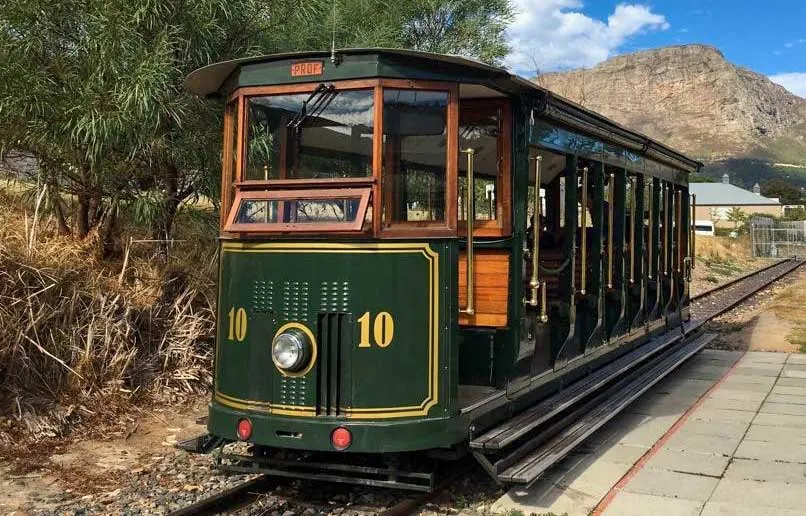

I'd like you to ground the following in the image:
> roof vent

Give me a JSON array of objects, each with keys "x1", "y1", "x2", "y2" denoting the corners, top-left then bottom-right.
[
  {"x1": 753, "y1": 183, "x2": 761, "y2": 195},
  {"x1": 722, "y1": 173, "x2": 730, "y2": 184}
]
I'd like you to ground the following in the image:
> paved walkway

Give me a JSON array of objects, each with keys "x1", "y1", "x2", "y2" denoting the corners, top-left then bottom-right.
[{"x1": 494, "y1": 350, "x2": 806, "y2": 516}]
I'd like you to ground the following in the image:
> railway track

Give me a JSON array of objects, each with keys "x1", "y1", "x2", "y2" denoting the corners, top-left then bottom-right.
[
  {"x1": 689, "y1": 257, "x2": 805, "y2": 326},
  {"x1": 170, "y1": 258, "x2": 805, "y2": 516}
]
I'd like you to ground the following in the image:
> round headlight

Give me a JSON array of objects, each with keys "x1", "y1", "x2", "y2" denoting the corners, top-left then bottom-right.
[{"x1": 272, "y1": 328, "x2": 311, "y2": 372}]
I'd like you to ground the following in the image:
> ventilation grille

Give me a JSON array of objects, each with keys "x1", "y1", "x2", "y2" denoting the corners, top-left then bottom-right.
[
  {"x1": 316, "y1": 312, "x2": 353, "y2": 416},
  {"x1": 252, "y1": 280, "x2": 273, "y2": 313}
]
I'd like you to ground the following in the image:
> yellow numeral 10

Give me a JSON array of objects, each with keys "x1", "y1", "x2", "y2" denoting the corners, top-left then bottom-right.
[
  {"x1": 227, "y1": 307, "x2": 248, "y2": 342},
  {"x1": 357, "y1": 311, "x2": 394, "y2": 348}
]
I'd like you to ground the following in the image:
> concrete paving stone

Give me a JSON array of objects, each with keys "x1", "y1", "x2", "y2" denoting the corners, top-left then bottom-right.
[
  {"x1": 785, "y1": 353, "x2": 806, "y2": 363},
  {"x1": 711, "y1": 381, "x2": 771, "y2": 393},
  {"x1": 730, "y1": 366, "x2": 781, "y2": 377},
  {"x1": 700, "y1": 501, "x2": 804, "y2": 516},
  {"x1": 734, "y1": 360, "x2": 785, "y2": 370},
  {"x1": 719, "y1": 375, "x2": 776, "y2": 388},
  {"x1": 761, "y1": 401, "x2": 806, "y2": 416},
  {"x1": 622, "y1": 467, "x2": 719, "y2": 502},
  {"x1": 675, "y1": 419, "x2": 749, "y2": 438},
  {"x1": 645, "y1": 448, "x2": 730, "y2": 477},
  {"x1": 776, "y1": 376, "x2": 806, "y2": 387},
  {"x1": 602, "y1": 491, "x2": 703, "y2": 516},
  {"x1": 493, "y1": 482, "x2": 599, "y2": 516},
  {"x1": 709, "y1": 478, "x2": 806, "y2": 510},
  {"x1": 753, "y1": 412, "x2": 806, "y2": 428},
  {"x1": 697, "y1": 349, "x2": 742, "y2": 360},
  {"x1": 743, "y1": 351, "x2": 788, "y2": 363},
  {"x1": 684, "y1": 364, "x2": 733, "y2": 377},
  {"x1": 664, "y1": 429, "x2": 743, "y2": 456},
  {"x1": 545, "y1": 459, "x2": 633, "y2": 499},
  {"x1": 698, "y1": 396, "x2": 762, "y2": 412},
  {"x1": 782, "y1": 362, "x2": 806, "y2": 371},
  {"x1": 744, "y1": 423, "x2": 806, "y2": 444},
  {"x1": 724, "y1": 457, "x2": 806, "y2": 483},
  {"x1": 734, "y1": 439, "x2": 806, "y2": 463},
  {"x1": 765, "y1": 393, "x2": 806, "y2": 405},
  {"x1": 689, "y1": 407, "x2": 757, "y2": 424},
  {"x1": 611, "y1": 415, "x2": 680, "y2": 448},
  {"x1": 782, "y1": 369, "x2": 806, "y2": 379},
  {"x1": 771, "y1": 385, "x2": 806, "y2": 396},
  {"x1": 706, "y1": 388, "x2": 767, "y2": 402}
]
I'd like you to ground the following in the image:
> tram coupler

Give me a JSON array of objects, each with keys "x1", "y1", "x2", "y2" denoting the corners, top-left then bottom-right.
[{"x1": 175, "y1": 433, "x2": 227, "y2": 454}]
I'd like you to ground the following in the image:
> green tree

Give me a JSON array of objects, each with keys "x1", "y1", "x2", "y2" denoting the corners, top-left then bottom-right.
[
  {"x1": 726, "y1": 207, "x2": 749, "y2": 233},
  {"x1": 1, "y1": 0, "x2": 513, "y2": 246},
  {"x1": 761, "y1": 178, "x2": 803, "y2": 205}
]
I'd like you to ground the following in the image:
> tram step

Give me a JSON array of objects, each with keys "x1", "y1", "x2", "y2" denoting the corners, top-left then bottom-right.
[
  {"x1": 475, "y1": 332, "x2": 713, "y2": 486},
  {"x1": 471, "y1": 328, "x2": 684, "y2": 451}
]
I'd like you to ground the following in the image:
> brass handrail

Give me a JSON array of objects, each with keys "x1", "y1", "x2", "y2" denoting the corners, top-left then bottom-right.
[
  {"x1": 676, "y1": 189, "x2": 683, "y2": 274},
  {"x1": 629, "y1": 176, "x2": 636, "y2": 284},
  {"x1": 690, "y1": 193, "x2": 696, "y2": 270},
  {"x1": 607, "y1": 172, "x2": 615, "y2": 289},
  {"x1": 648, "y1": 180, "x2": 654, "y2": 280},
  {"x1": 461, "y1": 148, "x2": 475, "y2": 316},
  {"x1": 663, "y1": 184, "x2": 669, "y2": 277},
  {"x1": 580, "y1": 166, "x2": 589, "y2": 295},
  {"x1": 525, "y1": 156, "x2": 547, "y2": 322}
]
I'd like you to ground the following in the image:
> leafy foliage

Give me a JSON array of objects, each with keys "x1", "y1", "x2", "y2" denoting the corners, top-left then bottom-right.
[{"x1": 1, "y1": 0, "x2": 512, "y2": 245}]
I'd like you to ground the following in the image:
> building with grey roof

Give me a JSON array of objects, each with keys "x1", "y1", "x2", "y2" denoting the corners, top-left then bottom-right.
[{"x1": 691, "y1": 174, "x2": 782, "y2": 227}]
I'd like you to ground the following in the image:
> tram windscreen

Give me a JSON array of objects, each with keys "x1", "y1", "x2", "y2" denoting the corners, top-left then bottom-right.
[{"x1": 245, "y1": 89, "x2": 375, "y2": 181}]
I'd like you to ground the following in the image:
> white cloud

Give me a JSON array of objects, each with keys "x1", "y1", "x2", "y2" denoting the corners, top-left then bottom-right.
[
  {"x1": 770, "y1": 72, "x2": 806, "y2": 98},
  {"x1": 506, "y1": 1, "x2": 670, "y2": 74}
]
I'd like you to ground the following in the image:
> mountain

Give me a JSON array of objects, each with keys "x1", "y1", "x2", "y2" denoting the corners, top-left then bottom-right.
[{"x1": 536, "y1": 45, "x2": 806, "y2": 189}]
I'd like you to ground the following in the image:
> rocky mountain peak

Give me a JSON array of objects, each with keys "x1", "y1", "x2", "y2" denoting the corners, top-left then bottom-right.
[{"x1": 537, "y1": 44, "x2": 806, "y2": 161}]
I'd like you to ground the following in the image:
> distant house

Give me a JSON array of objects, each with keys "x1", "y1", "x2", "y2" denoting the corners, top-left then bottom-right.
[{"x1": 691, "y1": 174, "x2": 781, "y2": 228}]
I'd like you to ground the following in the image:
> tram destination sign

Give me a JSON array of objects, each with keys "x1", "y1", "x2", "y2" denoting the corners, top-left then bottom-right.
[{"x1": 291, "y1": 61, "x2": 324, "y2": 77}]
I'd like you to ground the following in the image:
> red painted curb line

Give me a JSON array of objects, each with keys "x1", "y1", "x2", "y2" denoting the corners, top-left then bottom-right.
[{"x1": 591, "y1": 350, "x2": 746, "y2": 515}]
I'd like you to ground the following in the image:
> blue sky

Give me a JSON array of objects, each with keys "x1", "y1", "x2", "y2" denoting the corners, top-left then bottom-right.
[{"x1": 505, "y1": 1, "x2": 806, "y2": 97}]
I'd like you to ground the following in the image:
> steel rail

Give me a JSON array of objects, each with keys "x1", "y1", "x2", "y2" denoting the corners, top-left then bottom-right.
[{"x1": 167, "y1": 476, "x2": 275, "y2": 516}]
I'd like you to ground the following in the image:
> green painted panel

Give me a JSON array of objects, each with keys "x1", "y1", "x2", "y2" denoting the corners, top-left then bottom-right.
[{"x1": 215, "y1": 240, "x2": 452, "y2": 420}]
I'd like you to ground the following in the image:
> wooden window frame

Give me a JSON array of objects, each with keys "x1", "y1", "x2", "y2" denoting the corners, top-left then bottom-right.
[
  {"x1": 224, "y1": 187, "x2": 372, "y2": 234},
  {"x1": 235, "y1": 80, "x2": 379, "y2": 187},
  {"x1": 222, "y1": 78, "x2": 460, "y2": 238},
  {"x1": 457, "y1": 98, "x2": 512, "y2": 238},
  {"x1": 220, "y1": 100, "x2": 238, "y2": 229},
  {"x1": 377, "y1": 79, "x2": 459, "y2": 238}
]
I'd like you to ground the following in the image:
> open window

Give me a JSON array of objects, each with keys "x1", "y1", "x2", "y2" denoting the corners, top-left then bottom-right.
[{"x1": 225, "y1": 188, "x2": 371, "y2": 233}]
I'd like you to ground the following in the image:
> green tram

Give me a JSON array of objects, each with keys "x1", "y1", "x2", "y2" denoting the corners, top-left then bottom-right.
[{"x1": 183, "y1": 49, "x2": 702, "y2": 490}]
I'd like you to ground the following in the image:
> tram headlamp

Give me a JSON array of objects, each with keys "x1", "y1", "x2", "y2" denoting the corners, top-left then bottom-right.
[{"x1": 271, "y1": 328, "x2": 311, "y2": 372}]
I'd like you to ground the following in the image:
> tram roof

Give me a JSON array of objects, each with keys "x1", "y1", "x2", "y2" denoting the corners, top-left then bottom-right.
[{"x1": 185, "y1": 48, "x2": 702, "y2": 174}]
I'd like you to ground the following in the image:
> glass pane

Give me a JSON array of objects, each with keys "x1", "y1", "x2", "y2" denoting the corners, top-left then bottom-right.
[
  {"x1": 235, "y1": 197, "x2": 362, "y2": 224},
  {"x1": 459, "y1": 106, "x2": 500, "y2": 221},
  {"x1": 382, "y1": 89, "x2": 448, "y2": 224},
  {"x1": 245, "y1": 89, "x2": 374, "y2": 180}
]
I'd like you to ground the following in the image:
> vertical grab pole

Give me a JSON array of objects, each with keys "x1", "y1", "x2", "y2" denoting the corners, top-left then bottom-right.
[
  {"x1": 676, "y1": 189, "x2": 683, "y2": 274},
  {"x1": 461, "y1": 148, "x2": 476, "y2": 315},
  {"x1": 525, "y1": 156, "x2": 547, "y2": 322},
  {"x1": 629, "y1": 176, "x2": 636, "y2": 284},
  {"x1": 580, "y1": 167, "x2": 589, "y2": 295},
  {"x1": 648, "y1": 180, "x2": 654, "y2": 280},
  {"x1": 690, "y1": 194, "x2": 696, "y2": 269},
  {"x1": 607, "y1": 172, "x2": 615, "y2": 289},
  {"x1": 663, "y1": 184, "x2": 670, "y2": 277}
]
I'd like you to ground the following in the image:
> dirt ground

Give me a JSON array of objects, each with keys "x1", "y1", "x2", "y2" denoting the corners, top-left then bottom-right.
[
  {"x1": 0, "y1": 401, "x2": 208, "y2": 514},
  {"x1": 706, "y1": 268, "x2": 806, "y2": 353}
]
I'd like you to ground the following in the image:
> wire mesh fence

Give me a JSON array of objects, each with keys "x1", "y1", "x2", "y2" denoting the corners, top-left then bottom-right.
[{"x1": 751, "y1": 217, "x2": 806, "y2": 258}]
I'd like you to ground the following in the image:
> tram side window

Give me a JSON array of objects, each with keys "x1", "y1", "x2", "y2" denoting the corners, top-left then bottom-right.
[
  {"x1": 382, "y1": 89, "x2": 448, "y2": 224},
  {"x1": 459, "y1": 105, "x2": 501, "y2": 222},
  {"x1": 244, "y1": 89, "x2": 375, "y2": 181}
]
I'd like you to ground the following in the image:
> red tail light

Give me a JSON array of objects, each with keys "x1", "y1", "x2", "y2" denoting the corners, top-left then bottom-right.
[
  {"x1": 236, "y1": 418, "x2": 252, "y2": 441},
  {"x1": 331, "y1": 427, "x2": 352, "y2": 450}
]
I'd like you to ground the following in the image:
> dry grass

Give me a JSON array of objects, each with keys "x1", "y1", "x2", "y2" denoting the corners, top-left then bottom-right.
[
  {"x1": 0, "y1": 186, "x2": 217, "y2": 444},
  {"x1": 691, "y1": 235, "x2": 760, "y2": 294},
  {"x1": 767, "y1": 272, "x2": 806, "y2": 353}
]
